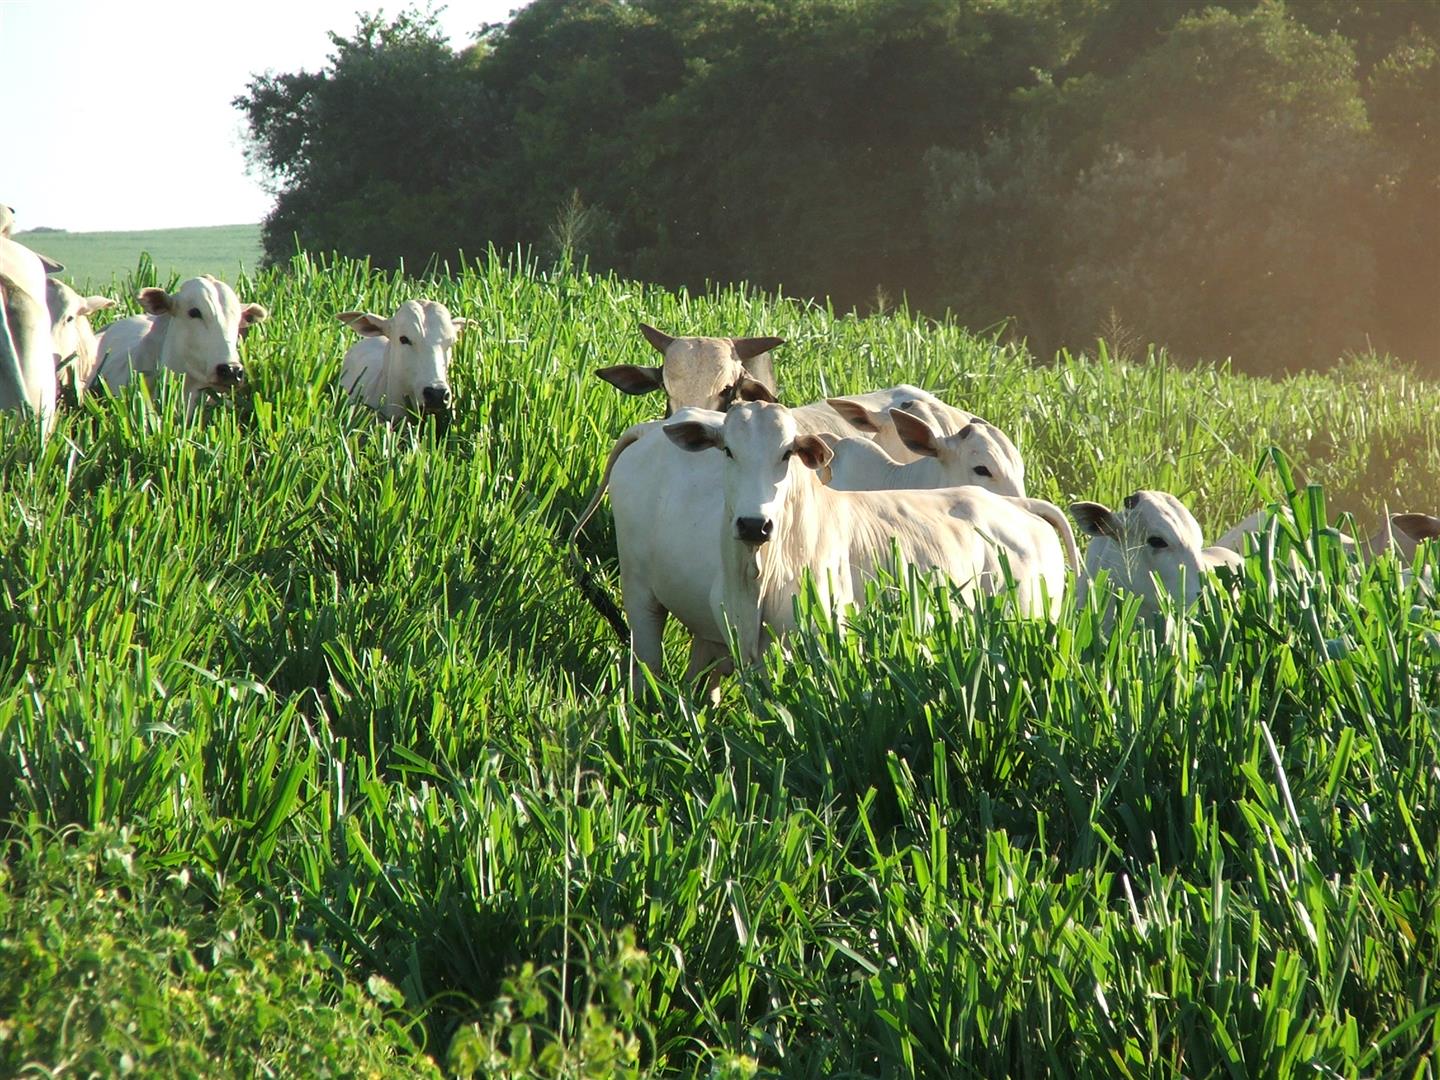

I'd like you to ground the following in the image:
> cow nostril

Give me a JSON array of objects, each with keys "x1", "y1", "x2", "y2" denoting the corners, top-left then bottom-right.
[
  {"x1": 216, "y1": 364, "x2": 243, "y2": 385},
  {"x1": 736, "y1": 516, "x2": 773, "y2": 544},
  {"x1": 422, "y1": 385, "x2": 452, "y2": 410}
]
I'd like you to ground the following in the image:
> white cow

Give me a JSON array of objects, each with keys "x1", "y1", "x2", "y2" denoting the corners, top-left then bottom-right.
[
  {"x1": 93, "y1": 276, "x2": 267, "y2": 409},
  {"x1": 338, "y1": 301, "x2": 466, "y2": 420},
  {"x1": 1216, "y1": 506, "x2": 1440, "y2": 567},
  {"x1": 821, "y1": 409, "x2": 1026, "y2": 497},
  {"x1": 663, "y1": 402, "x2": 1075, "y2": 664},
  {"x1": 0, "y1": 234, "x2": 59, "y2": 430},
  {"x1": 825, "y1": 386, "x2": 974, "y2": 463},
  {"x1": 46, "y1": 279, "x2": 114, "y2": 399},
  {"x1": 1071, "y1": 490, "x2": 1242, "y2": 621},
  {"x1": 599, "y1": 409, "x2": 735, "y2": 685}
]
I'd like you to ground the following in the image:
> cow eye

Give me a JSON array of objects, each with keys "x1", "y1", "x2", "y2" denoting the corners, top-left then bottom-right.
[
  {"x1": 1146, "y1": 536, "x2": 1168, "y2": 549},
  {"x1": 973, "y1": 465, "x2": 993, "y2": 477},
  {"x1": 66, "y1": 315, "x2": 76, "y2": 323},
  {"x1": 188, "y1": 307, "x2": 202, "y2": 319},
  {"x1": 399, "y1": 335, "x2": 412, "y2": 345},
  {"x1": 722, "y1": 447, "x2": 734, "y2": 459},
  {"x1": 782, "y1": 449, "x2": 794, "y2": 461}
]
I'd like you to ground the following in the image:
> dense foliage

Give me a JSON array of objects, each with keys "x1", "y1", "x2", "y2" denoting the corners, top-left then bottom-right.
[
  {"x1": 235, "y1": 0, "x2": 1440, "y2": 373},
  {"x1": 2, "y1": 253, "x2": 1438, "y2": 1075}
]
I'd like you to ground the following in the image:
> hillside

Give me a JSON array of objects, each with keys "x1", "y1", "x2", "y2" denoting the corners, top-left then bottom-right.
[
  {"x1": 13, "y1": 223, "x2": 263, "y2": 287},
  {"x1": 2, "y1": 253, "x2": 1438, "y2": 1076}
]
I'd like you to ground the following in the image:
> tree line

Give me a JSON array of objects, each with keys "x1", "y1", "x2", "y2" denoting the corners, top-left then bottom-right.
[{"x1": 236, "y1": 0, "x2": 1440, "y2": 374}]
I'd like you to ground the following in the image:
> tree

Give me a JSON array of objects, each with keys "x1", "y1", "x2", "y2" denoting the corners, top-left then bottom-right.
[{"x1": 237, "y1": 10, "x2": 495, "y2": 268}]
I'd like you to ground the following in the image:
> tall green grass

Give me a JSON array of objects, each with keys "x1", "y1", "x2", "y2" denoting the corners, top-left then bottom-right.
[{"x1": 1, "y1": 251, "x2": 1437, "y2": 1077}]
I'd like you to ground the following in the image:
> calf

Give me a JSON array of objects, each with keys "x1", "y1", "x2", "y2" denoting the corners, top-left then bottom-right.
[
  {"x1": 46, "y1": 280, "x2": 114, "y2": 399},
  {"x1": 822, "y1": 409, "x2": 1025, "y2": 497},
  {"x1": 93, "y1": 276, "x2": 267, "y2": 410},
  {"x1": 338, "y1": 301, "x2": 466, "y2": 420},
  {"x1": 1071, "y1": 491, "x2": 1241, "y2": 621}
]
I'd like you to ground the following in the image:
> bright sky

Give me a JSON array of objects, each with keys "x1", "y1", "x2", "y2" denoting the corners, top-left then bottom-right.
[{"x1": 0, "y1": 1, "x2": 525, "y2": 232}]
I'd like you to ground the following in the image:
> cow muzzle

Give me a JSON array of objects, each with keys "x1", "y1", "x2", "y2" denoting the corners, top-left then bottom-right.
[
  {"x1": 215, "y1": 363, "x2": 245, "y2": 386},
  {"x1": 421, "y1": 385, "x2": 452, "y2": 414},
  {"x1": 735, "y1": 516, "x2": 773, "y2": 545}
]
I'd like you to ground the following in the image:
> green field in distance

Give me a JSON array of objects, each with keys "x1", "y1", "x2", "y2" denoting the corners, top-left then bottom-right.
[{"x1": 13, "y1": 223, "x2": 263, "y2": 287}]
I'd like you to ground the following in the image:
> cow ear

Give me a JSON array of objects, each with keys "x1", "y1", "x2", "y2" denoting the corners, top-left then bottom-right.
[
  {"x1": 38, "y1": 253, "x2": 65, "y2": 275},
  {"x1": 891, "y1": 408, "x2": 940, "y2": 457},
  {"x1": 595, "y1": 364, "x2": 664, "y2": 396},
  {"x1": 240, "y1": 303, "x2": 268, "y2": 328},
  {"x1": 338, "y1": 311, "x2": 389, "y2": 338},
  {"x1": 793, "y1": 434, "x2": 833, "y2": 471},
  {"x1": 1392, "y1": 513, "x2": 1440, "y2": 543},
  {"x1": 826, "y1": 398, "x2": 881, "y2": 433},
  {"x1": 80, "y1": 295, "x2": 116, "y2": 317},
  {"x1": 735, "y1": 375, "x2": 777, "y2": 403},
  {"x1": 732, "y1": 335, "x2": 783, "y2": 362},
  {"x1": 138, "y1": 288, "x2": 173, "y2": 315},
  {"x1": 451, "y1": 317, "x2": 470, "y2": 335},
  {"x1": 1071, "y1": 502, "x2": 1121, "y2": 539},
  {"x1": 639, "y1": 322, "x2": 675, "y2": 355},
  {"x1": 664, "y1": 418, "x2": 724, "y2": 453}
]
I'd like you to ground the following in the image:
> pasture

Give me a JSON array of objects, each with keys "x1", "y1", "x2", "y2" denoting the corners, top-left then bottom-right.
[
  {"x1": 11, "y1": 224, "x2": 263, "y2": 287},
  {"x1": 2, "y1": 252, "x2": 1438, "y2": 1076}
]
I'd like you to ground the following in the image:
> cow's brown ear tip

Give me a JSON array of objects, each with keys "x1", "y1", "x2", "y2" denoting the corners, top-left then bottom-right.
[
  {"x1": 639, "y1": 322, "x2": 675, "y2": 354},
  {"x1": 1393, "y1": 512, "x2": 1440, "y2": 540},
  {"x1": 137, "y1": 287, "x2": 170, "y2": 314}
]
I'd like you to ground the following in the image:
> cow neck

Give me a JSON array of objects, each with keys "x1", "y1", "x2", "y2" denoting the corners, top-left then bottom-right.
[{"x1": 755, "y1": 462, "x2": 827, "y2": 611}]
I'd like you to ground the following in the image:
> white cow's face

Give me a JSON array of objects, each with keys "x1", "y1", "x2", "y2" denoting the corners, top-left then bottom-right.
[
  {"x1": 890, "y1": 409, "x2": 1025, "y2": 497},
  {"x1": 1072, "y1": 490, "x2": 1208, "y2": 614},
  {"x1": 595, "y1": 324, "x2": 781, "y2": 414},
  {"x1": 46, "y1": 279, "x2": 114, "y2": 385},
  {"x1": 665, "y1": 402, "x2": 831, "y2": 545},
  {"x1": 339, "y1": 300, "x2": 466, "y2": 415},
  {"x1": 140, "y1": 276, "x2": 266, "y2": 390}
]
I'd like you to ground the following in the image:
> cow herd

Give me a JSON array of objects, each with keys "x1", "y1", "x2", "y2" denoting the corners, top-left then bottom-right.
[
  {"x1": 3, "y1": 216, "x2": 1436, "y2": 702},
  {"x1": 574, "y1": 328, "x2": 1440, "y2": 697},
  {"x1": 0, "y1": 215, "x2": 462, "y2": 427}
]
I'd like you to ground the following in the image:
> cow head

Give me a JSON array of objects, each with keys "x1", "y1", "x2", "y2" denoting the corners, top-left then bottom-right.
[
  {"x1": 140, "y1": 275, "x2": 266, "y2": 391},
  {"x1": 665, "y1": 401, "x2": 831, "y2": 546},
  {"x1": 338, "y1": 300, "x2": 465, "y2": 418},
  {"x1": 888, "y1": 409, "x2": 1026, "y2": 497},
  {"x1": 596, "y1": 323, "x2": 781, "y2": 415},
  {"x1": 46, "y1": 279, "x2": 114, "y2": 392},
  {"x1": 1071, "y1": 490, "x2": 1209, "y2": 615}
]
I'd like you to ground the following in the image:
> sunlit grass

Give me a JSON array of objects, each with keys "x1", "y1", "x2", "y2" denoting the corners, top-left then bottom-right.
[{"x1": 2, "y1": 251, "x2": 1437, "y2": 1077}]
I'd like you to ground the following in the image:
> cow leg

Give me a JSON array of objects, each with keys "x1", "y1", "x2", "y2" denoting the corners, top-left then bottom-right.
[
  {"x1": 683, "y1": 637, "x2": 733, "y2": 705},
  {"x1": 624, "y1": 587, "x2": 668, "y2": 686}
]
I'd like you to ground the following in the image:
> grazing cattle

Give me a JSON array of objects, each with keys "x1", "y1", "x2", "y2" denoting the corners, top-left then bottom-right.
[
  {"x1": 591, "y1": 409, "x2": 735, "y2": 686},
  {"x1": 821, "y1": 409, "x2": 1025, "y2": 497},
  {"x1": 595, "y1": 323, "x2": 782, "y2": 414},
  {"x1": 338, "y1": 301, "x2": 466, "y2": 420},
  {"x1": 825, "y1": 386, "x2": 974, "y2": 463},
  {"x1": 46, "y1": 280, "x2": 114, "y2": 399},
  {"x1": 663, "y1": 402, "x2": 1074, "y2": 664},
  {"x1": 1217, "y1": 506, "x2": 1440, "y2": 566},
  {"x1": 0, "y1": 235, "x2": 59, "y2": 430},
  {"x1": 1071, "y1": 491, "x2": 1241, "y2": 620},
  {"x1": 93, "y1": 276, "x2": 267, "y2": 409}
]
